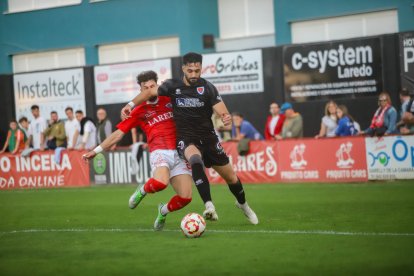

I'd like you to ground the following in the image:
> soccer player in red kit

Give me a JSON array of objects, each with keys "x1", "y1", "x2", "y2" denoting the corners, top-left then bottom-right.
[{"x1": 83, "y1": 71, "x2": 193, "y2": 231}]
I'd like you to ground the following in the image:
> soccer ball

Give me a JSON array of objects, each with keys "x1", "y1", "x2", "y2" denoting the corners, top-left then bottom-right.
[{"x1": 180, "y1": 213, "x2": 206, "y2": 238}]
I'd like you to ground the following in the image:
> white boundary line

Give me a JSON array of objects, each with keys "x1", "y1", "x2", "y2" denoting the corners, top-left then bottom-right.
[{"x1": 1, "y1": 228, "x2": 413, "y2": 237}]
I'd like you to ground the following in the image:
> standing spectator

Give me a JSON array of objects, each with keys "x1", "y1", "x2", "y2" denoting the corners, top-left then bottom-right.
[
  {"x1": 399, "y1": 88, "x2": 411, "y2": 120},
  {"x1": 276, "y1": 103, "x2": 303, "y2": 139},
  {"x1": 65, "y1": 107, "x2": 80, "y2": 149},
  {"x1": 400, "y1": 92, "x2": 414, "y2": 135},
  {"x1": 264, "y1": 102, "x2": 285, "y2": 140},
  {"x1": 75, "y1": 110, "x2": 97, "y2": 150},
  {"x1": 1, "y1": 120, "x2": 26, "y2": 154},
  {"x1": 26, "y1": 105, "x2": 47, "y2": 150},
  {"x1": 362, "y1": 92, "x2": 397, "y2": 137},
  {"x1": 96, "y1": 108, "x2": 112, "y2": 144},
  {"x1": 335, "y1": 105, "x2": 357, "y2": 136},
  {"x1": 18, "y1": 117, "x2": 29, "y2": 138},
  {"x1": 231, "y1": 112, "x2": 263, "y2": 141},
  {"x1": 315, "y1": 100, "x2": 337, "y2": 138},
  {"x1": 212, "y1": 112, "x2": 231, "y2": 142},
  {"x1": 43, "y1": 111, "x2": 66, "y2": 149}
]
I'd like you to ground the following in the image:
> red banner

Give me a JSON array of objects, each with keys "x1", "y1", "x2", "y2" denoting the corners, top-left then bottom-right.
[
  {"x1": 277, "y1": 137, "x2": 368, "y2": 182},
  {"x1": 206, "y1": 141, "x2": 280, "y2": 184},
  {"x1": 0, "y1": 150, "x2": 90, "y2": 190},
  {"x1": 206, "y1": 137, "x2": 367, "y2": 184}
]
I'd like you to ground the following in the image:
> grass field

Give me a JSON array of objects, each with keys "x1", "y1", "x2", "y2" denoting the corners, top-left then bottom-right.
[{"x1": 1, "y1": 181, "x2": 414, "y2": 275}]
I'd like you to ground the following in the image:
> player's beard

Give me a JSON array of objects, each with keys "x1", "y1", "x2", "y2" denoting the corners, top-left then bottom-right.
[{"x1": 185, "y1": 75, "x2": 199, "y2": 86}]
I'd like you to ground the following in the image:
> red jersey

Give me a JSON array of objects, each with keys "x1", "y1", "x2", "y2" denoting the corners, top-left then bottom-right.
[{"x1": 117, "y1": 96, "x2": 176, "y2": 152}]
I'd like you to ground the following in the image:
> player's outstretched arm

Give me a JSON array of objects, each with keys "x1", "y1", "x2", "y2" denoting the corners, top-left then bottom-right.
[
  {"x1": 213, "y1": 101, "x2": 232, "y2": 127},
  {"x1": 121, "y1": 85, "x2": 159, "y2": 119},
  {"x1": 82, "y1": 129, "x2": 125, "y2": 160}
]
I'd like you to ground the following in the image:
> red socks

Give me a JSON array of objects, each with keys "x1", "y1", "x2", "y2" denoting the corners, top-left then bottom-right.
[
  {"x1": 167, "y1": 195, "x2": 192, "y2": 212},
  {"x1": 143, "y1": 178, "x2": 167, "y2": 193}
]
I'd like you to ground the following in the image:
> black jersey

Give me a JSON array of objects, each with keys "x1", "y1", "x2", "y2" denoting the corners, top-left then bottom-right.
[{"x1": 158, "y1": 78, "x2": 222, "y2": 138}]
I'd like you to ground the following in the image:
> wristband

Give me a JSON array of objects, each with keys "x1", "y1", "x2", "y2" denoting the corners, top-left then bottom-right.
[
  {"x1": 93, "y1": 145, "x2": 103, "y2": 154},
  {"x1": 128, "y1": 101, "x2": 135, "y2": 108}
]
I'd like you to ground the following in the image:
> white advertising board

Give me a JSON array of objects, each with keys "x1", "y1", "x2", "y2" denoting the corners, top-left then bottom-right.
[
  {"x1": 14, "y1": 68, "x2": 86, "y2": 121},
  {"x1": 94, "y1": 59, "x2": 172, "y2": 105},
  {"x1": 202, "y1": 49, "x2": 263, "y2": 95},
  {"x1": 365, "y1": 136, "x2": 414, "y2": 179}
]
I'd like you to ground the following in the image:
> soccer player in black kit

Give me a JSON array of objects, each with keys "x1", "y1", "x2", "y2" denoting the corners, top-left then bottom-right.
[{"x1": 122, "y1": 52, "x2": 258, "y2": 224}]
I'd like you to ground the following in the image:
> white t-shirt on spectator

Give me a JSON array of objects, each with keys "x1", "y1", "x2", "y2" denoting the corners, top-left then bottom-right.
[
  {"x1": 81, "y1": 121, "x2": 97, "y2": 150},
  {"x1": 28, "y1": 116, "x2": 48, "y2": 149},
  {"x1": 65, "y1": 118, "x2": 80, "y2": 148},
  {"x1": 322, "y1": 115, "x2": 337, "y2": 137},
  {"x1": 269, "y1": 116, "x2": 280, "y2": 136}
]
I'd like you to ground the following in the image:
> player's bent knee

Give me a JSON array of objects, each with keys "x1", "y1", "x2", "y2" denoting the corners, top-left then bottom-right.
[{"x1": 188, "y1": 154, "x2": 203, "y2": 167}]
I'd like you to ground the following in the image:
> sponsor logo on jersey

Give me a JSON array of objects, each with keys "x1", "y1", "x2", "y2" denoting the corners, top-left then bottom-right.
[
  {"x1": 166, "y1": 102, "x2": 172, "y2": 109},
  {"x1": 176, "y1": 98, "x2": 205, "y2": 107},
  {"x1": 196, "y1": 87, "x2": 205, "y2": 95},
  {"x1": 144, "y1": 110, "x2": 157, "y2": 118},
  {"x1": 175, "y1": 89, "x2": 181, "y2": 94},
  {"x1": 178, "y1": 140, "x2": 185, "y2": 150},
  {"x1": 147, "y1": 112, "x2": 173, "y2": 126},
  {"x1": 216, "y1": 95, "x2": 222, "y2": 101}
]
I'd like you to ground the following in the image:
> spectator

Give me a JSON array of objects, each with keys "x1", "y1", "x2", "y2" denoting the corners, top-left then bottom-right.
[
  {"x1": 18, "y1": 117, "x2": 29, "y2": 138},
  {"x1": 65, "y1": 107, "x2": 80, "y2": 149},
  {"x1": 362, "y1": 92, "x2": 397, "y2": 137},
  {"x1": 212, "y1": 112, "x2": 231, "y2": 142},
  {"x1": 231, "y1": 112, "x2": 263, "y2": 141},
  {"x1": 400, "y1": 92, "x2": 414, "y2": 135},
  {"x1": 335, "y1": 105, "x2": 357, "y2": 136},
  {"x1": 399, "y1": 88, "x2": 411, "y2": 120},
  {"x1": 96, "y1": 108, "x2": 112, "y2": 144},
  {"x1": 315, "y1": 100, "x2": 337, "y2": 138},
  {"x1": 43, "y1": 111, "x2": 66, "y2": 149},
  {"x1": 26, "y1": 105, "x2": 47, "y2": 150},
  {"x1": 264, "y1": 102, "x2": 285, "y2": 140},
  {"x1": 0, "y1": 120, "x2": 26, "y2": 154},
  {"x1": 75, "y1": 110, "x2": 97, "y2": 150},
  {"x1": 276, "y1": 103, "x2": 303, "y2": 139}
]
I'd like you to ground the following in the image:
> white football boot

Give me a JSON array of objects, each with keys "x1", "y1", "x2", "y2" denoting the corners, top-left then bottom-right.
[
  {"x1": 203, "y1": 201, "x2": 219, "y2": 221},
  {"x1": 236, "y1": 201, "x2": 259, "y2": 225}
]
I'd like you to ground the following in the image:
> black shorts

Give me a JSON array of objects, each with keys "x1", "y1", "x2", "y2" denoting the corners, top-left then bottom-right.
[{"x1": 176, "y1": 135, "x2": 229, "y2": 168}]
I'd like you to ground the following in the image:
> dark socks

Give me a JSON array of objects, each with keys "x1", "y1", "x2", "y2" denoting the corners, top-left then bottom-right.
[{"x1": 228, "y1": 178, "x2": 246, "y2": 204}]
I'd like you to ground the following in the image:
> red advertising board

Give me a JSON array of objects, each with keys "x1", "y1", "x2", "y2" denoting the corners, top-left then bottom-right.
[
  {"x1": 206, "y1": 141, "x2": 280, "y2": 184},
  {"x1": 0, "y1": 151, "x2": 90, "y2": 190},
  {"x1": 277, "y1": 137, "x2": 368, "y2": 182}
]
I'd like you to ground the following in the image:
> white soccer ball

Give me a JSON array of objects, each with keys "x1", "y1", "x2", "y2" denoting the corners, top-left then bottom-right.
[{"x1": 180, "y1": 213, "x2": 206, "y2": 238}]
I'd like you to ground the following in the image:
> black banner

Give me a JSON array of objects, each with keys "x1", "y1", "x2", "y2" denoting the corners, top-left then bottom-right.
[
  {"x1": 283, "y1": 37, "x2": 383, "y2": 102},
  {"x1": 399, "y1": 31, "x2": 414, "y2": 93}
]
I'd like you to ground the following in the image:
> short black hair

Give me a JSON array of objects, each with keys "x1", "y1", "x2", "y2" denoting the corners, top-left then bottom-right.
[
  {"x1": 232, "y1": 111, "x2": 243, "y2": 118},
  {"x1": 51, "y1": 111, "x2": 57, "y2": 115},
  {"x1": 18, "y1": 116, "x2": 28, "y2": 123},
  {"x1": 65, "y1": 107, "x2": 73, "y2": 112},
  {"x1": 31, "y1": 105, "x2": 39, "y2": 110},
  {"x1": 136, "y1": 70, "x2": 158, "y2": 85},
  {"x1": 182, "y1": 52, "x2": 202, "y2": 65},
  {"x1": 400, "y1": 88, "x2": 410, "y2": 97},
  {"x1": 75, "y1": 110, "x2": 83, "y2": 114}
]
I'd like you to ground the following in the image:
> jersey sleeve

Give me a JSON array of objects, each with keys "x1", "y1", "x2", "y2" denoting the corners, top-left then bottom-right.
[
  {"x1": 116, "y1": 107, "x2": 143, "y2": 134},
  {"x1": 158, "y1": 79, "x2": 174, "y2": 97},
  {"x1": 206, "y1": 81, "x2": 222, "y2": 106}
]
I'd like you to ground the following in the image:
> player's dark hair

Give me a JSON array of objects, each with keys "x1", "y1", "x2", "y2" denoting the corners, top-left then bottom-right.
[
  {"x1": 51, "y1": 111, "x2": 57, "y2": 115},
  {"x1": 31, "y1": 105, "x2": 39, "y2": 110},
  {"x1": 136, "y1": 70, "x2": 158, "y2": 85},
  {"x1": 232, "y1": 112, "x2": 243, "y2": 118},
  {"x1": 400, "y1": 88, "x2": 409, "y2": 97},
  {"x1": 75, "y1": 110, "x2": 83, "y2": 114},
  {"x1": 18, "y1": 116, "x2": 28, "y2": 123},
  {"x1": 65, "y1": 107, "x2": 73, "y2": 112},
  {"x1": 182, "y1": 52, "x2": 202, "y2": 65}
]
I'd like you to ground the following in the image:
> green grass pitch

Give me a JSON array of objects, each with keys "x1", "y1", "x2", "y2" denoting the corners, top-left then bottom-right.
[{"x1": 1, "y1": 181, "x2": 414, "y2": 275}]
